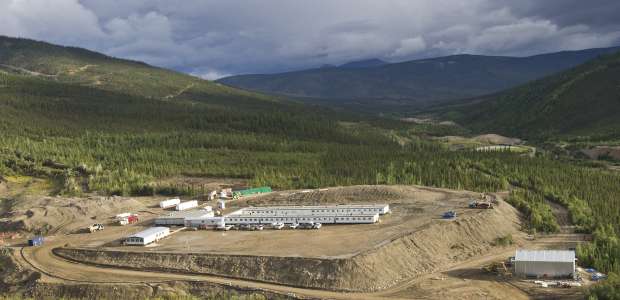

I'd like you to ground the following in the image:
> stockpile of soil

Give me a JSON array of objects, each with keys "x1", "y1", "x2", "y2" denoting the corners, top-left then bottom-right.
[
  {"x1": 244, "y1": 185, "x2": 418, "y2": 207},
  {"x1": 56, "y1": 200, "x2": 520, "y2": 292}
]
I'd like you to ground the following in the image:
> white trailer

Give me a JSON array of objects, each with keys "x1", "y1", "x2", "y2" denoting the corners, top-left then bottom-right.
[
  {"x1": 185, "y1": 216, "x2": 225, "y2": 228},
  {"x1": 159, "y1": 197, "x2": 181, "y2": 209},
  {"x1": 224, "y1": 212, "x2": 379, "y2": 225},
  {"x1": 218, "y1": 200, "x2": 226, "y2": 209},
  {"x1": 155, "y1": 210, "x2": 214, "y2": 226},
  {"x1": 176, "y1": 200, "x2": 198, "y2": 211},
  {"x1": 125, "y1": 227, "x2": 170, "y2": 246}
]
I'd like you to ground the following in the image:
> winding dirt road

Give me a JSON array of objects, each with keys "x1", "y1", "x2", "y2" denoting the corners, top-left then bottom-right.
[{"x1": 14, "y1": 228, "x2": 580, "y2": 300}]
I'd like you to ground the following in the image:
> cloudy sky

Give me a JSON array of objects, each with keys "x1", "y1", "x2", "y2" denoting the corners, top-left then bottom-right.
[{"x1": 1, "y1": 0, "x2": 620, "y2": 79}]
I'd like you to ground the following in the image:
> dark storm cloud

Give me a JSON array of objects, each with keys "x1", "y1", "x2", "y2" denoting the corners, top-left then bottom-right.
[{"x1": 1, "y1": 0, "x2": 619, "y2": 79}]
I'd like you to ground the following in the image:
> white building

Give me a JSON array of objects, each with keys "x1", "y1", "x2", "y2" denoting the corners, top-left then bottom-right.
[
  {"x1": 176, "y1": 200, "x2": 198, "y2": 211},
  {"x1": 159, "y1": 197, "x2": 180, "y2": 209},
  {"x1": 513, "y1": 250, "x2": 576, "y2": 278},
  {"x1": 154, "y1": 210, "x2": 214, "y2": 226},
  {"x1": 185, "y1": 216, "x2": 225, "y2": 228},
  {"x1": 223, "y1": 204, "x2": 388, "y2": 225},
  {"x1": 125, "y1": 227, "x2": 170, "y2": 246}
]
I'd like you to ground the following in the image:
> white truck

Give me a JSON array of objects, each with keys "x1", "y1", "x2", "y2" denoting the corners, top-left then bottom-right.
[{"x1": 88, "y1": 224, "x2": 105, "y2": 233}]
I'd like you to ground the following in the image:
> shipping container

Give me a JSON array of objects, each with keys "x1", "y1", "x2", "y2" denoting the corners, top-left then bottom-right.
[
  {"x1": 176, "y1": 200, "x2": 198, "y2": 211},
  {"x1": 159, "y1": 197, "x2": 181, "y2": 209},
  {"x1": 232, "y1": 186, "x2": 272, "y2": 197}
]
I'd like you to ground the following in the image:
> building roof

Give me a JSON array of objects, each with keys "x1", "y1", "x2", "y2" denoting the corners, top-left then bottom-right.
[
  {"x1": 156, "y1": 209, "x2": 213, "y2": 219},
  {"x1": 515, "y1": 250, "x2": 575, "y2": 263},
  {"x1": 129, "y1": 227, "x2": 169, "y2": 239}
]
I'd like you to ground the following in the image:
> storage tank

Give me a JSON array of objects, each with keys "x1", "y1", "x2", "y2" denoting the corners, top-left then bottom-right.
[
  {"x1": 176, "y1": 200, "x2": 198, "y2": 211},
  {"x1": 159, "y1": 197, "x2": 181, "y2": 209}
]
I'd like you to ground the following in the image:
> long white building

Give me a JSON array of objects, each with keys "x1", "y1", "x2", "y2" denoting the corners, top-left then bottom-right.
[
  {"x1": 223, "y1": 204, "x2": 389, "y2": 225},
  {"x1": 155, "y1": 210, "x2": 214, "y2": 226},
  {"x1": 125, "y1": 227, "x2": 170, "y2": 246}
]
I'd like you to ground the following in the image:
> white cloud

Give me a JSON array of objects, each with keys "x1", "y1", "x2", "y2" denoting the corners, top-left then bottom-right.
[
  {"x1": 391, "y1": 37, "x2": 427, "y2": 57},
  {"x1": 192, "y1": 70, "x2": 232, "y2": 81}
]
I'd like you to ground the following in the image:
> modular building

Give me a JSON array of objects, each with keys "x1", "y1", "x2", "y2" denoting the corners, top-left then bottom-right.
[
  {"x1": 223, "y1": 204, "x2": 388, "y2": 225},
  {"x1": 159, "y1": 197, "x2": 181, "y2": 209},
  {"x1": 513, "y1": 250, "x2": 576, "y2": 278},
  {"x1": 232, "y1": 186, "x2": 272, "y2": 197},
  {"x1": 230, "y1": 204, "x2": 390, "y2": 217},
  {"x1": 154, "y1": 210, "x2": 214, "y2": 226},
  {"x1": 176, "y1": 200, "x2": 198, "y2": 211},
  {"x1": 125, "y1": 227, "x2": 170, "y2": 246},
  {"x1": 185, "y1": 216, "x2": 225, "y2": 228}
]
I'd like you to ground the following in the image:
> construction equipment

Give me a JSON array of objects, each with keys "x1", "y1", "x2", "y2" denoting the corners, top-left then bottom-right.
[
  {"x1": 442, "y1": 211, "x2": 457, "y2": 219},
  {"x1": 469, "y1": 201, "x2": 494, "y2": 209},
  {"x1": 28, "y1": 236, "x2": 44, "y2": 246},
  {"x1": 88, "y1": 223, "x2": 105, "y2": 233},
  {"x1": 118, "y1": 215, "x2": 139, "y2": 226}
]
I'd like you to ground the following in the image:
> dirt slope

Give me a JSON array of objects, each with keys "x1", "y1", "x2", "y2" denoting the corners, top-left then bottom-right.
[{"x1": 55, "y1": 200, "x2": 519, "y2": 292}]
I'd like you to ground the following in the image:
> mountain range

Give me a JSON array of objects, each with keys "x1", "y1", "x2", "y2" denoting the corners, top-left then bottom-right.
[
  {"x1": 428, "y1": 50, "x2": 620, "y2": 139},
  {"x1": 218, "y1": 47, "x2": 620, "y2": 107}
]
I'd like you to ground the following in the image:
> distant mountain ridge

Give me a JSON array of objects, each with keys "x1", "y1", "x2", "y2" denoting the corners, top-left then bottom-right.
[
  {"x1": 218, "y1": 46, "x2": 620, "y2": 107},
  {"x1": 338, "y1": 58, "x2": 388, "y2": 69},
  {"x1": 429, "y1": 50, "x2": 620, "y2": 139}
]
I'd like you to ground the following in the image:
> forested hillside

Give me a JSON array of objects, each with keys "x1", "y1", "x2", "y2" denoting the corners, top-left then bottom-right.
[
  {"x1": 218, "y1": 47, "x2": 620, "y2": 107},
  {"x1": 433, "y1": 50, "x2": 620, "y2": 140}
]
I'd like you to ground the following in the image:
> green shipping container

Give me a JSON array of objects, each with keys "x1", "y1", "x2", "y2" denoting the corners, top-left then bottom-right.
[{"x1": 233, "y1": 186, "x2": 272, "y2": 197}]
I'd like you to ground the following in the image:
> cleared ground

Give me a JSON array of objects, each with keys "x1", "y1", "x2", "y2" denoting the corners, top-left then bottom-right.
[
  {"x1": 1, "y1": 183, "x2": 590, "y2": 299},
  {"x1": 120, "y1": 186, "x2": 483, "y2": 258}
]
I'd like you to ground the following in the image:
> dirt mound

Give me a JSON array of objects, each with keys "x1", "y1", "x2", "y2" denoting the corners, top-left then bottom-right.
[
  {"x1": 245, "y1": 185, "x2": 413, "y2": 207},
  {"x1": 473, "y1": 134, "x2": 522, "y2": 145},
  {"x1": 56, "y1": 200, "x2": 520, "y2": 292},
  {"x1": 0, "y1": 196, "x2": 146, "y2": 234},
  {"x1": 581, "y1": 146, "x2": 620, "y2": 160}
]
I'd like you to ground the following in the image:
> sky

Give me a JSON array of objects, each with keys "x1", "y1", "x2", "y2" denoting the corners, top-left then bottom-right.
[{"x1": 1, "y1": 0, "x2": 620, "y2": 79}]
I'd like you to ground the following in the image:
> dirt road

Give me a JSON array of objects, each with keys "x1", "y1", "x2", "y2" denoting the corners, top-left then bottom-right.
[{"x1": 15, "y1": 226, "x2": 586, "y2": 300}]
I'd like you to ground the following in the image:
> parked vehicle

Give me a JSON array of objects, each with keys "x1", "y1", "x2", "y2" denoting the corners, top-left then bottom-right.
[
  {"x1": 442, "y1": 211, "x2": 457, "y2": 219},
  {"x1": 469, "y1": 201, "x2": 494, "y2": 209},
  {"x1": 312, "y1": 222, "x2": 322, "y2": 229},
  {"x1": 88, "y1": 223, "x2": 105, "y2": 233},
  {"x1": 289, "y1": 223, "x2": 300, "y2": 229},
  {"x1": 118, "y1": 215, "x2": 139, "y2": 226},
  {"x1": 251, "y1": 224, "x2": 264, "y2": 231},
  {"x1": 28, "y1": 236, "x2": 44, "y2": 247},
  {"x1": 239, "y1": 224, "x2": 252, "y2": 230},
  {"x1": 299, "y1": 222, "x2": 315, "y2": 229},
  {"x1": 270, "y1": 222, "x2": 284, "y2": 230},
  {"x1": 216, "y1": 225, "x2": 233, "y2": 231}
]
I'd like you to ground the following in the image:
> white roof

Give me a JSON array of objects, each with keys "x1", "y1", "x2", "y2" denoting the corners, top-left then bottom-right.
[
  {"x1": 240, "y1": 204, "x2": 388, "y2": 211},
  {"x1": 129, "y1": 227, "x2": 169, "y2": 239},
  {"x1": 515, "y1": 250, "x2": 575, "y2": 263},
  {"x1": 157, "y1": 210, "x2": 212, "y2": 219}
]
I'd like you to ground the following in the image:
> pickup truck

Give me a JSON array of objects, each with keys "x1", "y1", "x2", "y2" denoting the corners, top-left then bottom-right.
[
  {"x1": 270, "y1": 222, "x2": 285, "y2": 230},
  {"x1": 289, "y1": 223, "x2": 300, "y2": 229},
  {"x1": 88, "y1": 223, "x2": 105, "y2": 233}
]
